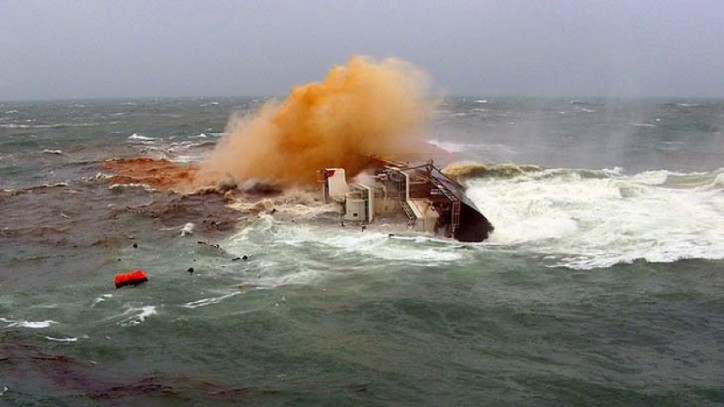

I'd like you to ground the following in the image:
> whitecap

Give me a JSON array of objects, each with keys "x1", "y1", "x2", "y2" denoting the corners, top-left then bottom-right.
[
  {"x1": 629, "y1": 170, "x2": 670, "y2": 185},
  {"x1": 170, "y1": 154, "x2": 202, "y2": 163},
  {"x1": 127, "y1": 133, "x2": 155, "y2": 141},
  {"x1": 232, "y1": 221, "x2": 465, "y2": 265},
  {"x1": 94, "y1": 172, "x2": 112, "y2": 180},
  {"x1": 109, "y1": 183, "x2": 156, "y2": 192},
  {"x1": 42, "y1": 149, "x2": 63, "y2": 155},
  {"x1": 630, "y1": 122, "x2": 657, "y2": 128},
  {"x1": 115, "y1": 306, "x2": 157, "y2": 326},
  {"x1": 91, "y1": 293, "x2": 113, "y2": 307},
  {"x1": 1, "y1": 317, "x2": 58, "y2": 328},
  {"x1": 180, "y1": 292, "x2": 240, "y2": 309},
  {"x1": 45, "y1": 336, "x2": 84, "y2": 342},
  {"x1": 180, "y1": 222, "x2": 195, "y2": 236},
  {"x1": 602, "y1": 167, "x2": 624, "y2": 176},
  {"x1": 466, "y1": 167, "x2": 724, "y2": 269},
  {"x1": 713, "y1": 172, "x2": 724, "y2": 188}
]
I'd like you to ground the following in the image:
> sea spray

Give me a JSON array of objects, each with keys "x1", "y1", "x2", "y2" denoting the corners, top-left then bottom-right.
[
  {"x1": 464, "y1": 168, "x2": 724, "y2": 269},
  {"x1": 197, "y1": 56, "x2": 434, "y2": 187}
]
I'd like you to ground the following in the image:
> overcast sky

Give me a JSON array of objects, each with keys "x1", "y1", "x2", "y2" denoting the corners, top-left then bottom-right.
[{"x1": 1, "y1": 0, "x2": 723, "y2": 100}]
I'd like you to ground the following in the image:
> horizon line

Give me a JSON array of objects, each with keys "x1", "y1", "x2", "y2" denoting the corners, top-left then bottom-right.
[{"x1": 2, "y1": 94, "x2": 723, "y2": 104}]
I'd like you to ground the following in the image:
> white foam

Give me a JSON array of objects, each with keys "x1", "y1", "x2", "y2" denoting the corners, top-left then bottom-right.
[
  {"x1": 91, "y1": 293, "x2": 113, "y2": 307},
  {"x1": 45, "y1": 335, "x2": 86, "y2": 342},
  {"x1": 714, "y1": 172, "x2": 724, "y2": 188},
  {"x1": 5, "y1": 122, "x2": 106, "y2": 129},
  {"x1": 313, "y1": 229, "x2": 464, "y2": 262},
  {"x1": 630, "y1": 122, "x2": 657, "y2": 128},
  {"x1": 467, "y1": 168, "x2": 724, "y2": 269},
  {"x1": 223, "y1": 218, "x2": 466, "y2": 287},
  {"x1": 180, "y1": 222, "x2": 195, "y2": 236},
  {"x1": 628, "y1": 170, "x2": 671, "y2": 185},
  {"x1": 42, "y1": 149, "x2": 63, "y2": 155},
  {"x1": 170, "y1": 154, "x2": 201, "y2": 163},
  {"x1": 180, "y1": 292, "x2": 240, "y2": 309},
  {"x1": 258, "y1": 223, "x2": 461, "y2": 265},
  {"x1": 1, "y1": 317, "x2": 58, "y2": 328},
  {"x1": 109, "y1": 183, "x2": 156, "y2": 192},
  {"x1": 127, "y1": 133, "x2": 155, "y2": 141},
  {"x1": 115, "y1": 306, "x2": 157, "y2": 326}
]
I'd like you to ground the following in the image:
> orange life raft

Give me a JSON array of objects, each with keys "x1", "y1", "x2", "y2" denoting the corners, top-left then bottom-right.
[{"x1": 114, "y1": 270, "x2": 148, "y2": 288}]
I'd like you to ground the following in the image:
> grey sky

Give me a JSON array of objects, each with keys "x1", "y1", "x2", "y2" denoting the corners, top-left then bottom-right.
[{"x1": 2, "y1": 0, "x2": 723, "y2": 100}]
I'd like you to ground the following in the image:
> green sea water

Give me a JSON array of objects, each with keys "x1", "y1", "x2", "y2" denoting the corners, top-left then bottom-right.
[{"x1": 1, "y1": 97, "x2": 723, "y2": 405}]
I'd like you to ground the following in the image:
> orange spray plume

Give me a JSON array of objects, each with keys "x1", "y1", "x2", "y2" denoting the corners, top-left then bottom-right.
[{"x1": 197, "y1": 56, "x2": 434, "y2": 187}]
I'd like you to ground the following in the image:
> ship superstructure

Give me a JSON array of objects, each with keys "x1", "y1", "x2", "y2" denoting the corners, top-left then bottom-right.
[{"x1": 317, "y1": 158, "x2": 493, "y2": 242}]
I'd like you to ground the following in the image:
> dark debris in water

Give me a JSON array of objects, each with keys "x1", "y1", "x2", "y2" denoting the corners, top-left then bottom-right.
[
  {"x1": 0, "y1": 174, "x2": 248, "y2": 290},
  {"x1": 131, "y1": 192, "x2": 241, "y2": 236}
]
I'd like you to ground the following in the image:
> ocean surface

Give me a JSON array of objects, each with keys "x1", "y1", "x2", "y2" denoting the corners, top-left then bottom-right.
[{"x1": 1, "y1": 97, "x2": 723, "y2": 405}]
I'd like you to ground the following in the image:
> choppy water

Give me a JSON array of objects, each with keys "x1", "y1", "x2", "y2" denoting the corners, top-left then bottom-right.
[{"x1": 1, "y1": 97, "x2": 723, "y2": 405}]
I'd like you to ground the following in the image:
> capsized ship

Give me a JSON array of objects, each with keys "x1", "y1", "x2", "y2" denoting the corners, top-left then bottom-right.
[{"x1": 317, "y1": 158, "x2": 494, "y2": 242}]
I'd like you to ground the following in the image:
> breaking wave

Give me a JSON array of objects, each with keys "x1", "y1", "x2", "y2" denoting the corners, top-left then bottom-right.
[
  {"x1": 466, "y1": 166, "x2": 724, "y2": 269},
  {"x1": 443, "y1": 162, "x2": 542, "y2": 180},
  {"x1": 220, "y1": 216, "x2": 470, "y2": 288}
]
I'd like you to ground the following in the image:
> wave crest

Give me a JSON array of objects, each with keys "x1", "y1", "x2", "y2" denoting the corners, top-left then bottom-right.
[{"x1": 442, "y1": 161, "x2": 542, "y2": 180}]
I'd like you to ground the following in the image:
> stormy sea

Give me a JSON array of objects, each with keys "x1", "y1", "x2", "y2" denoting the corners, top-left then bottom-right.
[{"x1": 1, "y1": 97, "x2": 723, "y2": 405}]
